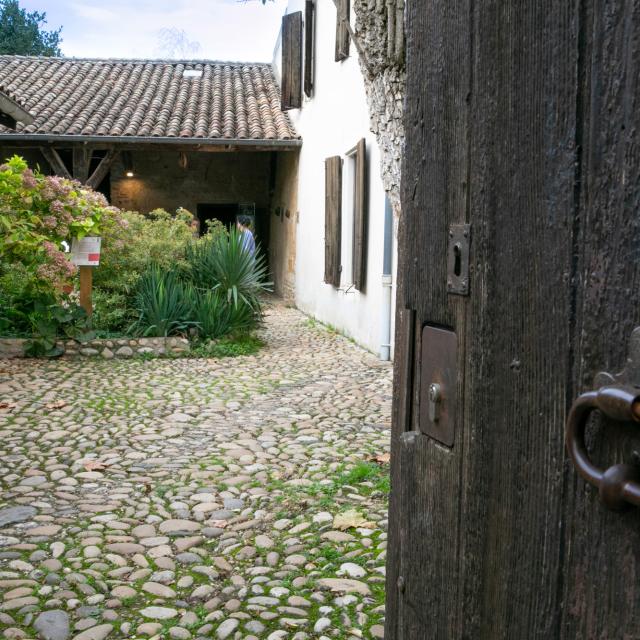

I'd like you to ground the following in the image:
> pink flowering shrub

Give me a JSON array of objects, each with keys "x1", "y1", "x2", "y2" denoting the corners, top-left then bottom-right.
[{"x1": 0, "y1": 155, "x2": 124, "y2": 294}]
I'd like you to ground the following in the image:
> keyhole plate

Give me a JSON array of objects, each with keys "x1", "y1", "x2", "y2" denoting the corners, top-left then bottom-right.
[
  {"x1": 447, "y1": 223, "x2": 471, "y2": 296},
  {"x1": 420, "y1": 325, "x2": 458, "y2": 446}
]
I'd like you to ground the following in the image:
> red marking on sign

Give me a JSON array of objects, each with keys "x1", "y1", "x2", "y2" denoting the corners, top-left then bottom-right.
[{"x1": 88, "y1": 253, "x2": 100, "y2": 261}]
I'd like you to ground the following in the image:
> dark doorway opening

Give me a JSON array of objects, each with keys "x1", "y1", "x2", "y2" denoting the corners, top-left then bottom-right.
[{"x1": 197, "y1": 203, "x2": 238, "y2": 235}]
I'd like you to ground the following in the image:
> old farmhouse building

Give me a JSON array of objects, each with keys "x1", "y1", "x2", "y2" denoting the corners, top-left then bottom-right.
[{"x1": 0, "y1": 0, "x2": 398, "y2": 358}]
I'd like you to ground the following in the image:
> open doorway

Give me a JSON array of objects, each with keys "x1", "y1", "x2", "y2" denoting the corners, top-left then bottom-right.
[{"x1": 196, "y1": 203, "x2": 239, "y2": 235}]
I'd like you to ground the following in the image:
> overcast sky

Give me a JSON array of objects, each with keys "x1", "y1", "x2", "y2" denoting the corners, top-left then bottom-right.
[{"x1": 19, "y1": 0, "x2": 288, "y2": 62}]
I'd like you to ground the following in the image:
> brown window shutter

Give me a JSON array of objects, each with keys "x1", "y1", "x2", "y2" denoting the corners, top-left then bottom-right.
[
  {"x1": 304, "y1": 0, "x2": 315, "y2": 97},
  {"x1": 353, "y1": 138, "x2": 368, "y2": 291},
  {"x1": 335, "y1": 0, "x2": 350, "y2": 61},
  {"x1": 325, "y1": 156, "x2": 343, "y2": 287},
  {"x1": 281, "y1": 11, "x2": 303, "y2": 110}
]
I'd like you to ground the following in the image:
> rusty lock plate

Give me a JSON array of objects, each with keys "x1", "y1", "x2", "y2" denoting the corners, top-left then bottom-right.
[{"x1": 419, "y1": 325, "x2": 457, "y2": 446}]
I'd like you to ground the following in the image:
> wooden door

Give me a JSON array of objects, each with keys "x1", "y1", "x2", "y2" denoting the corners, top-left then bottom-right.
[{"x1": 386, "y1": 2, "x2": 640, "y2": 638}]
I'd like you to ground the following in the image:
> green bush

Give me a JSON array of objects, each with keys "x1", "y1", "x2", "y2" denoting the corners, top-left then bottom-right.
[
  {"x1": 95, "y1": 207, "x2": 198, "y2": 298},
  {"x1": 91, "y1": 289, "x2": 132, "y2": 335}
]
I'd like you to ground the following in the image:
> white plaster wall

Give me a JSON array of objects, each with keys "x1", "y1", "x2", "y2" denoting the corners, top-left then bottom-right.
[{"x1": 274, "y1": 0, "x2": 397, "y2": 356}]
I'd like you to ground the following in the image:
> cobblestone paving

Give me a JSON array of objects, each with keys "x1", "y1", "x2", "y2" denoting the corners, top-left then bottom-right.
[{"x1": 0, "y1": 303, "x2": 392, "y2": 640}]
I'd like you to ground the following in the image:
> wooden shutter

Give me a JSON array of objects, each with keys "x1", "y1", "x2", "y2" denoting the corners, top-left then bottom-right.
[
  {"x1": 281, "y1": 11, "x2": 303, "y2": 110},
  {"x1": 335, "y1": 0, "x2": 350, "y2": 61},
  {"x1": 325, "y1": 156, "x2": 342, "y2": 287},
  {"x1": 353, "y1": 138, "x2": 368, "y2": 291},
  {"x1": 304, "y1": 0, "x2": 315, "y2": 97}
]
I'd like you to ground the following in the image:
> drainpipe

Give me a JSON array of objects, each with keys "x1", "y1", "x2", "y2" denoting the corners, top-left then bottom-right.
[{"x1": 380, "y1": 196, "x2": 393, "y2": 361}]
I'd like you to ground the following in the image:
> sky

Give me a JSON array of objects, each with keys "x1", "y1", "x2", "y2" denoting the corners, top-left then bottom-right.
[{"x1": 19, "y1": 0, "x2": 289, "y2": 62}]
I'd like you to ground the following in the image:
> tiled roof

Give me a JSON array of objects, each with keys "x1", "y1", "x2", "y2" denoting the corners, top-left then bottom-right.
[{"x1": 0, "y1": 56, "x2": 299, "y2": 143}]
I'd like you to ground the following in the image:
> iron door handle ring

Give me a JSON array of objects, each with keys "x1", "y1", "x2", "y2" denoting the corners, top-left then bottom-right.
[{"x1": 566, "y1": 386, "x2": 640, "y2": 510}]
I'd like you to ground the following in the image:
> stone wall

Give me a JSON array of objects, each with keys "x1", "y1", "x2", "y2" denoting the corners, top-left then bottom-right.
[
  {"x1": 269, "y1": 150, "x2": 299, "y2": 302},
  {"x1": 110, "y1": 150, "x2": 272, "y2": 216},
  {"x1": 0, "y1": 337, "x2": 190, "y2": 360}
]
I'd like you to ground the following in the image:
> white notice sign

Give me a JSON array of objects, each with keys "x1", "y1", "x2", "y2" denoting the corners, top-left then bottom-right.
[{"x1": 70, "y1": 236, "x2": 101, "y2": 266}]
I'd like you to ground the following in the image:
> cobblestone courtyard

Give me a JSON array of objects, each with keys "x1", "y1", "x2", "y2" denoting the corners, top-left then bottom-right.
[{"x1": 0, "y1": 303, "x2": 392, "y2": 640}]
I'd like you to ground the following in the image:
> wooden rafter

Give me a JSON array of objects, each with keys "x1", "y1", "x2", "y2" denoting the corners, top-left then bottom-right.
[
  {"x1": 86, "y1": 149, "x2": 119, "y2": 188},
  {"x1": 39, "y1": 147, "x2": 72, "y2": 179}
]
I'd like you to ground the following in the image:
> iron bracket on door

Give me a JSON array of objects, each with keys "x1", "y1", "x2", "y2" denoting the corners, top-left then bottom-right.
[
  {"x1": 565, "y1": 327, "x2": 640, "y2": 510},
  {"x1": 447, "y1": 223, "x2": 471, "y2": 296}
]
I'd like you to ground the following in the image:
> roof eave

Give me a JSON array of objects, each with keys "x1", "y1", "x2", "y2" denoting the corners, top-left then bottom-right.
[
  {"x1": 0, "y1": 92, "x2": 34, "y2": 127},
  {"x1": 0, "y1": 133, "x2": 302, "y2": 149}
]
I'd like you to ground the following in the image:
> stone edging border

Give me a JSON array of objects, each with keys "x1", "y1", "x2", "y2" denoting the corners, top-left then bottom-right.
[{"x1": 0, "y1": 337, "x2": 190, "y2": 359}]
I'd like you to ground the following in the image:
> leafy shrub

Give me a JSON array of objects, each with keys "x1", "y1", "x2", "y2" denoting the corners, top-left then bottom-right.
[
  {"x1": 91, "y1": 289, "x2": 132, "y2": 335},
  {"x1": 0, "y1": 155, "x2": 122, "y2": 296},
  {"x1": 24, "y1": 300, "x2": 94, "y2": 357},
  {"x1": 130, "y1": 267, "x2": 196, "y2": 337},
  {"x1": 95, "y1": 207, "x2": 198, "y2": 298}
]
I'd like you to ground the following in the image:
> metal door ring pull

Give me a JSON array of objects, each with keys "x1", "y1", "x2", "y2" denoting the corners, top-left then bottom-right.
[{"x1": 566, "y1": 386, "x2": 640, "y2": 510}]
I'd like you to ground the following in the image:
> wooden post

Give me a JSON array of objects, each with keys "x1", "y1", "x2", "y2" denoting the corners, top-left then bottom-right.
[{"x1": 79, "y1": 266, "x2": 93, "y2": 316}]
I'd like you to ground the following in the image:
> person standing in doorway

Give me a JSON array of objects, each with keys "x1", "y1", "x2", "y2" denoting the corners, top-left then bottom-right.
[{"x1": 237, "y1": 215, "x2": 256, "y2": 257}]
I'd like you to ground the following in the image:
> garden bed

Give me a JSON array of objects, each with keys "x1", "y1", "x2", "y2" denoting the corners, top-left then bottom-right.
[{"x1": 0, "y1": 336, "x2": 189, "y2": 359}]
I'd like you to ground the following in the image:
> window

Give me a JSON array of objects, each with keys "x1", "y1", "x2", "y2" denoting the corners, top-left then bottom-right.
[
  {"x1": 335, "y1": 0, "x2": 350, "y2": 62},
  {"x1": 281, "y1": 11, "x2": 303, "y2": 110}
]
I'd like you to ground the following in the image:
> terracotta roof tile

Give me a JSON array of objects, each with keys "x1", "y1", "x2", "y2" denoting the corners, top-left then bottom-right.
[{"x1": 0, "y1": 56, "x2": 299, "y2": 142}]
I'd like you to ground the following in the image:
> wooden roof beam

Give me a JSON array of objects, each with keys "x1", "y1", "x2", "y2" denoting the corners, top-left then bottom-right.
[
  {"x1": 0, "y1": 90, "x2": 34, "y2": 129},
  {"x1": 39, "y1": 146, "x2": 72, "y2": 179},
  {"x1": 86, "y1": 149, "x2": 118, "y2": 188}
]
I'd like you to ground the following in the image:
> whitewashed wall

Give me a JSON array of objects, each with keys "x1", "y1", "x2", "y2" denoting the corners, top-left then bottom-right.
[{"x1": 273, "y1": 0, "x2": 397, "y2": 357}]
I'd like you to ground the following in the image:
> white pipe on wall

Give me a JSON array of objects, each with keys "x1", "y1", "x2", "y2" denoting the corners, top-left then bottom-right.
[
  {"x1": 379, "y1": 196, "x2": 393, "y2": 361},
  {"x1": 380, "y1": 273, "x2": 393, "y2": 361}
]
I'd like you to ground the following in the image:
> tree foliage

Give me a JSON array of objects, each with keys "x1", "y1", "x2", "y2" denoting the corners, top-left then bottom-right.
[{"x1": 0, "y1": 0, "x2": 62, "y2": 56}]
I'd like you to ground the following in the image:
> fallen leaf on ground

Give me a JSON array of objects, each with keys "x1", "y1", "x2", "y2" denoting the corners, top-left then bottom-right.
[
  {"x1": 333, "y1": 509, "x2": 375, "y2": 531},
  {"x1": 0, "y1": 401, "x2": 16, "y2": 410},
  {"x1": 83, "y1": 460, "x2": 107, "y2": 472},
  {"x1": 45, "y1": 400, "x2": 67, "y2": 409},
  {"x1": 209, "y1": 520, "x2": 228, "y2": 529},
  {"x1": 369, "y1": 453, "x2": 390, "y2": 465}
]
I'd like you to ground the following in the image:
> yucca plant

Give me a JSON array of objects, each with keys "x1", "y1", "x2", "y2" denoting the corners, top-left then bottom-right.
[
  {"x1": 191, "y1": 289, "x2": 231, "y2": 339},
  {"x1": 186, "y1": 227, "x2": 272, "y2": 311},
  {"x1": 131, "y1": 267, "x2": 195, "y2": 337}
]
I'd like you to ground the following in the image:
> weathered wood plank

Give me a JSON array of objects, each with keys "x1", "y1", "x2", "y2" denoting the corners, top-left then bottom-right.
[
  {"x1": 387, "y1": 0, "x2": 471, "y2": 636},
  {"x1": 72, "y1": 146, "x2": 92, "y2": 183},
  {"x1": 40, "y1": 147, "x2": 72, "y2": 179},
  {"x1": 560, "y1": 1, "x2": 640, "y2": 636},
  {"x1": 324, "y1": 156, "x2": 342, "y2": 287},
  {"x1": 353, "y1": 138, "x2": 367, "y2": 291},
  {"x1": 335, "y1": 0, "x2": 350, "y2": 61},
  {"x1": 281, "y1": 11, "x2": 303, "y2": 110},
  {"x1": 459, "y1": 2, "x2": 579, "y2": 634},
  {"x1": 304, "y1": 0, "x2": 315, "y2": 98}
]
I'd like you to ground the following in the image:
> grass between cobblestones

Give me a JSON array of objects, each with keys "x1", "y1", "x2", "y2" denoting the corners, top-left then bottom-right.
[{"x1": 0, "y1": 304, "x2": 391, "y2": 640}]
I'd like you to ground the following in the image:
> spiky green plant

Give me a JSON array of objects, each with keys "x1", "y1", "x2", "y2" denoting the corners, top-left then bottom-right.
[
  {"x1": 131, "y1": 267, "x2": 195, "y2": 337},
  {"x1": 185, "y1": 227, "x2": 272, "y2": 311}
]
